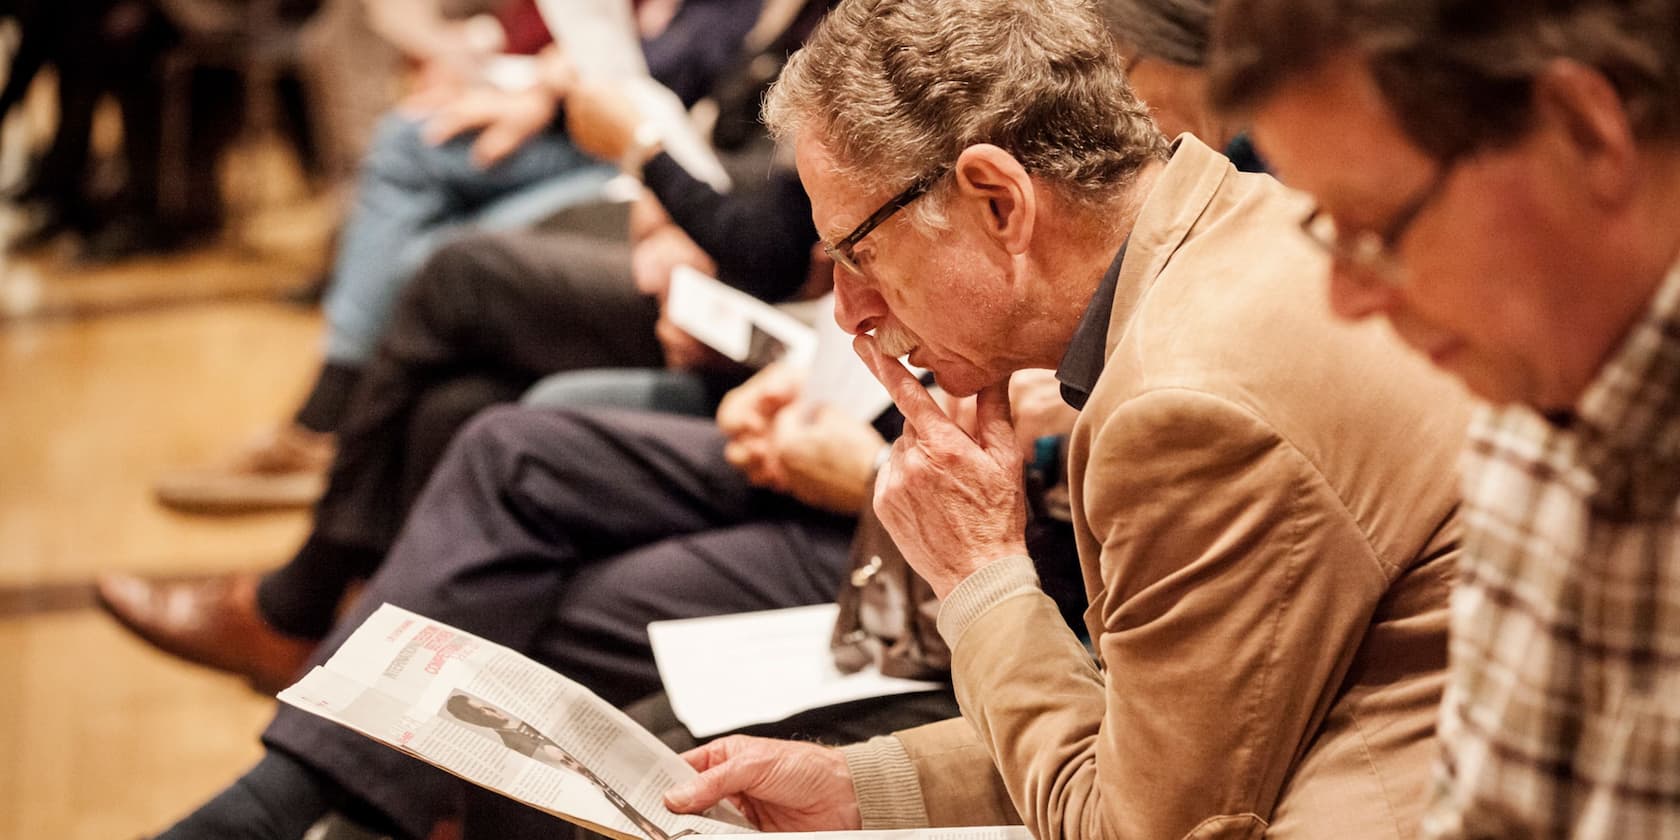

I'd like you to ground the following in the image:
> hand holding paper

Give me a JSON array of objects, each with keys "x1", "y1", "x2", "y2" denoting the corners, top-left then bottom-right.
[{"x1": 665, "y1": 735, "x2": 861, "y2": 832}]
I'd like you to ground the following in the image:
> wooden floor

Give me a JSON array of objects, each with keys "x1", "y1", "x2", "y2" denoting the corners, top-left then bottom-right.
[{"x1": 0, "y1": 207, "x2": 332, "y2": 838}]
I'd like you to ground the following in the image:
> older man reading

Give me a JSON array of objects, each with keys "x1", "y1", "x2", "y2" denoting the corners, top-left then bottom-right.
[
  {"x1": 660, "y1": 0, "x2": 1473, "y2": 837},
  {"x1": 1205, "y1": 1, "x2": 1680, "y2": 836}
]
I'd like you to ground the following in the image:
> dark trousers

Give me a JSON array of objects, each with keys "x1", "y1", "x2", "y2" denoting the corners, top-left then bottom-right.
[
  {"x1": 315, "y1": 230, "x2": 665, "y2": 552},
  {"x1": 263, "y1": 405, "x2": 859, "y2": 840},
  {"x1": 258, "y1": 229, "x2": 739, "y2": 638}
]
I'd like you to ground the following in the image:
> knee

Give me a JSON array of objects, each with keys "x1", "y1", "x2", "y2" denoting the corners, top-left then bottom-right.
[
  {"x1": 444, "y1": 405, "x2": 602, "y2": 481},
  {"x1": 401, "y1": 234, "x2": 502, "y2": 319}
]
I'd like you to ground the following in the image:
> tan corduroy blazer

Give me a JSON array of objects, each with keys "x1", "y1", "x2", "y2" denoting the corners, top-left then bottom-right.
[{"x1": 855, "y1": 137, "x2": 1472, "y2": 839}]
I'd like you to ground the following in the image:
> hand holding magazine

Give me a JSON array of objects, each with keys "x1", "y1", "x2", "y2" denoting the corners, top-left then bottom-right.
[
  {"x1": 279, "y1": 604, "x2": 749, "y2": 840},
  {"x1": 281, "y1": 605, "x2": 1028, "y2": 840}
]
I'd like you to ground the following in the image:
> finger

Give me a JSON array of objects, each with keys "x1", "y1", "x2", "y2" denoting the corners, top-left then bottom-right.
[
  {"x1": 723, "y1": 439, "x2": 757, "y2": 472},
  {"x1": 853, "y1": 335, "x2": 958, "y2": 440},
  {"x1": 677, "y1": 738, "x2": 732, "y2": 773},
  {"x1": 471, "y1": 122, "x2": 525, "y2": 168},
  {"x1": 665, "y1": 754, "x2": 754, "y2": 813},
  {"x1": 422, "y1": 103, "x2": 491, "y2": 145},
  {"x1": 974, "y1": 381, "x2": 1017, "y2": 454}
]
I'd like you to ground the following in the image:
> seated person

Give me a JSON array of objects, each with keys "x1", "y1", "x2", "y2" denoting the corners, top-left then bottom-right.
[
  {"x1": 138, "y1": 351, "x2": 1078, "y2": 840},
  {"x1": 659, "y1": 1, "x2": 1472, "y2": 836},
  {"x1": 150, "y1": 0, "x2": 767, "y2": 511},
  {"x1": 1206, "y1": 0, "x2": 1680, "y2": 833},
  {"x1": 99, "y1": 75, "x2": 825, "y2": 689}
]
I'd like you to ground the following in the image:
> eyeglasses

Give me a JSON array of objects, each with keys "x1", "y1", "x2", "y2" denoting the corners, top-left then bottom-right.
[
  {"x1": 823, "y1": 165, "x2": 950, "y2": 277},
  {"x1": 1298, "y1": 157, "x2": 1460, "y2": 286}
]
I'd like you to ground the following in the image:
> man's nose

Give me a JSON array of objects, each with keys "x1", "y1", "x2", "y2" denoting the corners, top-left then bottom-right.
[{"x1": 832, "y1": 273, "x2": 889, "y2": 335}]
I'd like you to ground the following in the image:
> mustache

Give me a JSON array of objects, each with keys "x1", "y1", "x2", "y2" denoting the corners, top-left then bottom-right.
[{"x1": 873, "y1": 323, "x2": 920, "y2": 358}]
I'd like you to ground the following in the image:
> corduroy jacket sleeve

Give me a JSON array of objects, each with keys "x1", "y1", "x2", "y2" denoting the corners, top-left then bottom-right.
[{"x1": 883, "y1": 386, "x2": 1391, "y2": 839}]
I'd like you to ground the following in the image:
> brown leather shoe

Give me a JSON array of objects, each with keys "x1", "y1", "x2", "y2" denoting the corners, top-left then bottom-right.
[
  {"x1": 153, "y1": 424, "x2": 336, "y2": 514},
  {"x1": 95, "y1": 572, "x2": 317, "y2": 694}
]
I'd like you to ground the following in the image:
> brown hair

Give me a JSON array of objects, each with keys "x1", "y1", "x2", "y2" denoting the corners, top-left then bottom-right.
[
  {"x1": 1208, "y1": 0, "x2": 1680, "y2": 159},
  {"x1": 1101, "y1": 0, "x2": 1219, "y2": 67},
  {"x1": 763, "y1": 0, "x2": 1167, "y2": 229}
]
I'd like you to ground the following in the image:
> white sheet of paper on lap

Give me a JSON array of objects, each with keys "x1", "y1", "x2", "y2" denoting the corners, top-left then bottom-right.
[
  {"x1": 665, "y1": 266, "x2": 817, "y2": 369},
  {"x1": 648, "y1": 604, "x2": 943, "y2": 739},
  {"x1": 708, "y1": 829, "x2": 1033, "y2": 840},
  {"x1": 278, "y1": 604, "x2": 753, "y2": 840}
]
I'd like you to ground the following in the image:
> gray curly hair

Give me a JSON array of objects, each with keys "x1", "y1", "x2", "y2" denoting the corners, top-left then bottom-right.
[{"x1": 763, "y1": 0, "x2": 1167, "y2": 229}]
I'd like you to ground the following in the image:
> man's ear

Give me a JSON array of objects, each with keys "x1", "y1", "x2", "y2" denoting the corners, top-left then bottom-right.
[
  {"x1": 1530, "y1": 58, "x2": 1639, "y2": 208},
  {"x1": 952, "y1": 144, "x2": 1036, "y2": 255}
]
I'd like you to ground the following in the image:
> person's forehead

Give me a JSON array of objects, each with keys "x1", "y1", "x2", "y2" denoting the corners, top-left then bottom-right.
[
  {"x1": 1250, "y1": 51, "x2": 1438, "y2": 219},
  {"x1": 794, "y1": 135, "x2": 897, "y2": 240}
]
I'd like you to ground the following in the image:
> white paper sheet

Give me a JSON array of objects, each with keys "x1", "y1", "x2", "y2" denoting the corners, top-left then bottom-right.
[
  {"x1": 648, "y1": 605, "x2": 943, "y2": 739},
  {"x1": 665, "y1": 266, "x2": 818, "y2": 369},
  {"x1": 279, "y1": 604, "x2": 752, "y2": 840},
  {"x1": 802, "y1": 299, "x2": 897, "y2": 423},
  {"x1": 530, "y1": 0, "x2": 732, "y2": 190}
]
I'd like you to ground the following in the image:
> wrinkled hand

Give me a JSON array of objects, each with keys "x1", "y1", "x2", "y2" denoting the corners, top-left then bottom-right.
[
  {"x1": 632, "y1": 225, "x2": 715, "y2": 299},
  {"x1": 422, "y1": 85, "x2": 558, "y2": 168},
  {"x1": 763, "y1": 402, "x2": 885, "y2": 513},
  {"x1": 664, "y1": 735, "x2": 861, "y2": 832},
  {"x1": 856, "y1": 335, "x2": 1029, "y2": 598},
  {"x1": 566, "y1": 78, "x2": 650, "y2": 162},
  {"x1": 1009, "y1": 368, "x2": 1080, "y2": 450}
]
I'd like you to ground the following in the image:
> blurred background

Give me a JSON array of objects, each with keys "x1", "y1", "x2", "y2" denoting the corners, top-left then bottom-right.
[{"x1": 1, "y1": 0, "x2": 380, "y2": 835}]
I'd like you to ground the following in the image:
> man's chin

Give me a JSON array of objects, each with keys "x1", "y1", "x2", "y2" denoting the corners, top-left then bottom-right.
[{"x1": 925, "y1": 366, "x2": 1001, "y2": 399}]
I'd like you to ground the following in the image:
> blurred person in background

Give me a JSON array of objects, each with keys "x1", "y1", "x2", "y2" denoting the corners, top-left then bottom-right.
[
  {"x1": 147, "y1": 0, "x2": 763, "y2": 513},
  {"x1": 1207, "y1": 1, "x2": 1680, "y2": 836}
]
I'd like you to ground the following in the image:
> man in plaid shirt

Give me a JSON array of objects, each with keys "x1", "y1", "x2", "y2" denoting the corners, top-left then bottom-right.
[{"x1": 1202, "y1": 0, "x2": 1680, "y2": 836}]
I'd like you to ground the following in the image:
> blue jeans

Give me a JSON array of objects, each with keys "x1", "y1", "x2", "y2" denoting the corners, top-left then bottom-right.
[{"x1": 322, "y1": 113, "x2": 616, "y2": 364}]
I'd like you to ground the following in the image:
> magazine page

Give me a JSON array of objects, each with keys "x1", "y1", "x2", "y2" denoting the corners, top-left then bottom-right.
[
  {"x1": 278, "y1": 604, "x2": 753, "y2": 840},
  {"x1": 649, "y1": 605, "x2": 943, "y2": 738}
]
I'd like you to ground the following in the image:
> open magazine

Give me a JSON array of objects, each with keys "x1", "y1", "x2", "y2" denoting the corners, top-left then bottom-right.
[
  {"x1": 279, "y1": 604, "x2": 750, "y2": 840},
  {"x1": 281, "y1": 605, "x2": 1029, "y2": 840}
]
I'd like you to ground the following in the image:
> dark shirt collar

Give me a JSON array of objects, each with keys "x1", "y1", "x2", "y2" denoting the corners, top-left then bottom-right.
[{"x1": 1055, "y1": 239, "x2": 1129, "y2": 410}]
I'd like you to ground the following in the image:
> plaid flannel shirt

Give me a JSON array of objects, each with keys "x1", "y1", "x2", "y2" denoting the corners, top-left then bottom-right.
[{"x1": 1425, "y1": 260, "x2": 1680, "y2": 839}]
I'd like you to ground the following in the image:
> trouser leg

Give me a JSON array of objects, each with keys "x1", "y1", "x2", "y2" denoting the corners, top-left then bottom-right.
[
  {"x1": 257, "y1": 231, "x2": 663, "y2": 636},
  {"x1": 261, "y1": 405, "x2": 837, "y2": 839}
]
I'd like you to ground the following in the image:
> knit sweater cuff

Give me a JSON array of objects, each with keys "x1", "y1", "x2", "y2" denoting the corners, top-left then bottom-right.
[
  {"x1": 841, "y1": 735, "x2": 930, "y2": 829},
  {"x1": 936, "y1": 555, "x2": 1041, "y2": 651}
]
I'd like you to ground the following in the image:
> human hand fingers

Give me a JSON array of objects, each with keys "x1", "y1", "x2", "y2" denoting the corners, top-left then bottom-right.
[
  {"x1": 973, "y1": 380, "x2": 1018, "y2": 456},
  {"x1": 664, "y1": 736, "x2": 860, "y2": 831},
  {"x1": 421, "y1": 96, "x2": 497, "y2": 145},
  {"x1": 469, "y1": 122, "x2": 523, "y2": 167},
  {"x1": 853, "y1": 335, "x2": 962, "y2": 447}
]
